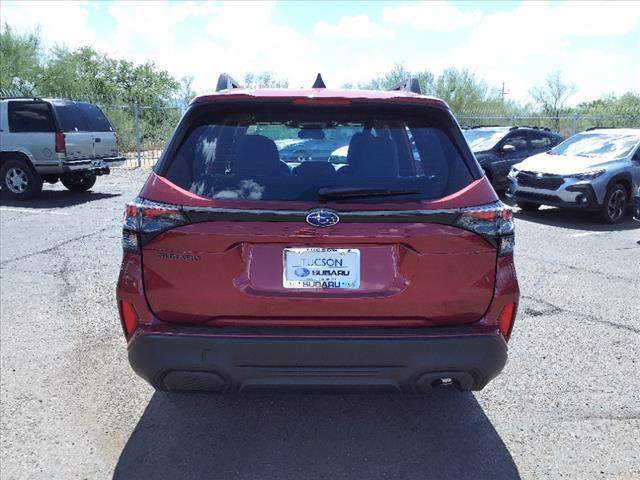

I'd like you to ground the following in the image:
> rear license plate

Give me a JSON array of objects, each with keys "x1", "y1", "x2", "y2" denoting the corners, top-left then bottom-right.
[{"x1": 283, "y1": 248, "x2": 360, "y2": 289}]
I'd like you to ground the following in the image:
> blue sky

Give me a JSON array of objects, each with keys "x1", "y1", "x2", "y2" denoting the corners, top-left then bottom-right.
[{"x1": 2, "y1": 1, "x2": 639, "y2": 105}]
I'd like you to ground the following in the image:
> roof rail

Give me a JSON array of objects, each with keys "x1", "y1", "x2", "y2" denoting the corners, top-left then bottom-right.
[
  {"x1": 585, "y1": 126, "x2": 615, "y2": 131},
  {"x1": 216, "y1": 73, "x2": 243, "y2": 92},
  {"x1": 0, "y1": 96, "x2": 42, "y2": 101},
  {"x1": 514, "y1": 125, "x2": 552, "y2": 132},
  {"x1": 389, "y1": 77, "x2": 421, "y2": 95}
]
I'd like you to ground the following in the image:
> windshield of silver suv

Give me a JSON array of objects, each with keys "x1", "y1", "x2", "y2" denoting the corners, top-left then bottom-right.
[
  {"x1": 548, "y1": 132, "x2": 639, "y2": 159},
  {"x1": 462, "y1": 128, "x2": 509, "y2": 151},
  {"x1": 161, "y1": 105, "x2": 475, "y2": 203}
]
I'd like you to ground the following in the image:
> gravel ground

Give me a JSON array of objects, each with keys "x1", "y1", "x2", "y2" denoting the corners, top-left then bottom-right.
[{"x1": 1, "y1": 169, "x2": 639, "y2": 479}]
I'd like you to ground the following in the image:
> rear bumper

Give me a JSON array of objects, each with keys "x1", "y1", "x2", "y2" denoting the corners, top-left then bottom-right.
[
  {"x1": 62, "y1": 156, "x2": 125, "y2": 173},
  {"x1": 127, "y1": 328, "x2": 508, "y2": 393}
]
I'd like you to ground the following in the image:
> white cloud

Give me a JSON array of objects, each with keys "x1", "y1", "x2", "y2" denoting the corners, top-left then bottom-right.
[
  {"x1": 315, "y1": 46, "x2": 396, "y2": 88},
  {"x1": 201, "y1": 1, "x2": 320, "y2": 89},
  {"x1": 566, "y1": 48, "x2": 637, "y2": 103},
  {"x1": 93, "y1": 1, "x2": 320, "y2": 92},
  {"x1": 382, "y1": 1, "x2": 482, "y2": 32},
  {"x1": 421, "y1": 0, "x2": 640, "y2": 104},
  {"x1": 0, "y1": 0, "x2": 97, "y2": 49},
  {"x1": 106, "y1": 1, "x2": 218, "y2": 54},
  {"x1": 454, "y1": 0, "x2": 640, "y2": 65},
  {"x1": 548, "y1": 1, "x2": 640, "y2": 37},
  {"x1": 314, "y1": 15, "x2": 393, "y2": 40}
]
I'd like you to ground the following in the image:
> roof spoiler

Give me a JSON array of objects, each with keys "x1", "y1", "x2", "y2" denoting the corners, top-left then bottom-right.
[
  {"x1": 312, "y1": 73, "x2": 326, "y2": 89},
  {"x1": 216, "y1": 73, "x2": 243, "y2": 92},
  {"x1": 389, "y1": 77, "x2": 421, "y2": 95}
]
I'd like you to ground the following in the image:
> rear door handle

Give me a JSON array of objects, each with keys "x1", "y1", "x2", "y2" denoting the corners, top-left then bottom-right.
[{"x1": 94, "y1": 138, "x2": 101, "y2": 143}]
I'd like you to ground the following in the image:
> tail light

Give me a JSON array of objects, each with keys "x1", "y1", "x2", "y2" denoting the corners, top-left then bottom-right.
[
  {"x1": 122, "y1": 197, "x2": 188, "y2": 253},
  {"x1": 498, "y1": 303, "x2": 517, "y2": 340},
  {"x1": 118, "y1": 300, "x2": 139, "y2": 338},
  {"x1": 55, "y1": 131, "x2": 66, "y2": 153},
  {"x1": 455, "y1": 201, "x2": 515, "y2": 256}
]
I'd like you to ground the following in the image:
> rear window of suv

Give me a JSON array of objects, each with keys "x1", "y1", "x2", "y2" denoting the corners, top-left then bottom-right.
[
  {"x1": 161, "y1": 104, "x2": 475, "y2": 203},
  {"x1": 53, "y1": 102, "x2": 113, "y2": 132}
]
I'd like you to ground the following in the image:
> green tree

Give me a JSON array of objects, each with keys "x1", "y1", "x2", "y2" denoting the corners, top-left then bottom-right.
[
  {"x1": 362, "y1": 62, "x2": 411, "y2": 90},
  {"x1": 111, "y1": 59, "x2": 179, "y2": 104},
  {"x1": 178, "y1": 75, "x2": 196, "y2": 107},
  {"x1": 529, "y1": 71, "x2": 577, "y2": 130},
  {"x1": 39, "y1": 46, "x2": 118, "y2": 100},
  {"x1": 575, "y1": 92, "x2": 640, "y2": 129},
  {"x1": 361, "y1": 64, "x2": 502, "y2": 114},
  {"x1": 416, "y1": 71, "x2": 435, "y2": 97},
  {"x1": 0, "y1": 24, "x2": 42, "y2": 94},
  {"x1": 432, "y1": 68, "x2": 502, "y2": 113},
  {"x1": 244, "y1": 71, "x2": 288, "y2": 88}
]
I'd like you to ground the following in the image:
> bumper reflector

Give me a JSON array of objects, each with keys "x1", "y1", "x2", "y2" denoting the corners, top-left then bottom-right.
[
  {"x1": 498, "y1": 303, "x2": 517, "y2": 340},
  {"x1": 119, "y1": 301, "x2": 139, "y2": 338}
]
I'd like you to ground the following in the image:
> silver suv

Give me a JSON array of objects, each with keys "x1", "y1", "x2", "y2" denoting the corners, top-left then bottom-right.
[
  {"x1": 0, "y1": 97, "x2": 125, "y2": 200},
  {"x1": 508, "y1": 128, "x2": 640, "y2": 223}
]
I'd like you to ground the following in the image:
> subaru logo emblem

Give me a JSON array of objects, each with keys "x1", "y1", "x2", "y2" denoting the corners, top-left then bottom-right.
[
  {"x1": 306, "y1": 209, "x2": 340, "y2": 227},
  {"x1": 294, "y1": 267, "x2": 311, "y2": 277}
]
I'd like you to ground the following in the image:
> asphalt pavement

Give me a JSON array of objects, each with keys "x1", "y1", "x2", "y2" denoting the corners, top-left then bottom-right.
[{"x1": 1, "y1": 169, "x2": 639, "y2": 479}]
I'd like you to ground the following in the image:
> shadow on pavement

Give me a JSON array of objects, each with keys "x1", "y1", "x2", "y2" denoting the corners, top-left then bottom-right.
[
  {"x1": 513, "y1": 208, "x2": 639, "y2": 232},
  {"x1": 114, "y1": 390, "x2": 520, "y2": 480},
  {"x1": 0, "y1": 190, "x2": 120, "y2": 209}
]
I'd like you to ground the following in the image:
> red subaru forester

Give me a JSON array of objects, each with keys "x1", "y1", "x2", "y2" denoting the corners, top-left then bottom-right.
[{"x1": 116, "y1": 75, "x2": 519, "y2": 393}]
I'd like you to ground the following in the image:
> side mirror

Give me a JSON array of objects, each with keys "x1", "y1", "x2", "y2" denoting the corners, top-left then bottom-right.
[
  {"x1": 499, "y1": 144, "x2": 516, "y2": 155},
  {"x1": 633, "y1": 151, "x2": 640, "y2": 162}
]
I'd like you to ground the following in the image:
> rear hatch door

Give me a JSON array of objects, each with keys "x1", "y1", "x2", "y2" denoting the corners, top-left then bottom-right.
[
  {"x1": 76, "y1": 103, "x2": 119, "y2": 158},
  {"x1": 140, "y1": 198, "x2": 498, "y2": 327},
  {"x1": 139, "y1": 101, "x2": 498, "y2": 328},
  {"x1": 52, "y1": 101, "x2": 95, "y2": 161}
]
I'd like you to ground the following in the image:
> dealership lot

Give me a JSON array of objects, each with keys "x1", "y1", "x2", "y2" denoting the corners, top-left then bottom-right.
[{"x1": 1, "y1": 168, "x2": 638, "y2": 479}]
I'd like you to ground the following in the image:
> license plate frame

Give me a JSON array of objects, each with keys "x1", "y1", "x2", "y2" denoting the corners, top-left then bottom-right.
[{"x1": 283, "y1": 248, "x2": 361, "y2": 289}]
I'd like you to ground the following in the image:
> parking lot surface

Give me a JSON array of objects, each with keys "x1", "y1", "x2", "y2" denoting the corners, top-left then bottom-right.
[{"x1": 1, "y1": 169, "x2": 639, "y2": 479}]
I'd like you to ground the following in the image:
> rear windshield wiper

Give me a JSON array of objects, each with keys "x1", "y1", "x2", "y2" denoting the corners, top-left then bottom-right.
[{"x1": 318, "y1": 187, "x2": 422, "y2": 202}]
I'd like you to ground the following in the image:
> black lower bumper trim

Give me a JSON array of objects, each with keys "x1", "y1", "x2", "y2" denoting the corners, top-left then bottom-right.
[
  {"x1": 128, "y1": 331, "x2": 508, "y2": 393},
  {"x1": 511, "y1": 189, "x2": 598, "y2": 210}
]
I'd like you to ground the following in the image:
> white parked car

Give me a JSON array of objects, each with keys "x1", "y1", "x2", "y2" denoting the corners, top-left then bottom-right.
[{"x1": 508, "y1": 128, "x2": 640, "y2": 223}]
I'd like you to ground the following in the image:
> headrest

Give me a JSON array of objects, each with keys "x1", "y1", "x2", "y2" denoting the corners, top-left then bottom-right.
[{"x1": 234, "y1": 135, "x2": 281, "y2": 175}]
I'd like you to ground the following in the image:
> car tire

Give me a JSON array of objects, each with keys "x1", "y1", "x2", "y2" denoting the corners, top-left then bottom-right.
[
  {"x1": 516, "y1": 201, "x2": 541, "y2": 211},
  {"x1": 0, "y1": 159, "x2": 43, "y2": 200},
  {"x1": 61, "y1": 173, "x2": 97, "y2": 192},
  {"x1": 598, "y1": 183, "x2": 628, "y2": 224}
]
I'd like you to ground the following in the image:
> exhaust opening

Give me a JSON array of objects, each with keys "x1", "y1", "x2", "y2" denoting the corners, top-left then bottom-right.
[{"x1": 431, "y1": 377, "x2": 454, "y2": 388}]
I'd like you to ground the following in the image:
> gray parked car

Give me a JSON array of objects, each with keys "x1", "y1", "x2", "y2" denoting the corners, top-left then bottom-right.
[
  {"x1": 0, "y1": 97, "x2": 125, "y2": 200},
  {"x1": 508, "y1": 128, "x2": 640, "y2": 223}
]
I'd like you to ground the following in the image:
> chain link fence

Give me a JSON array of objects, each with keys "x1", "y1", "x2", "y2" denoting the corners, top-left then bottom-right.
[{"x1": 99, "y1": 102, "x2": 183, "y2": 168}]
